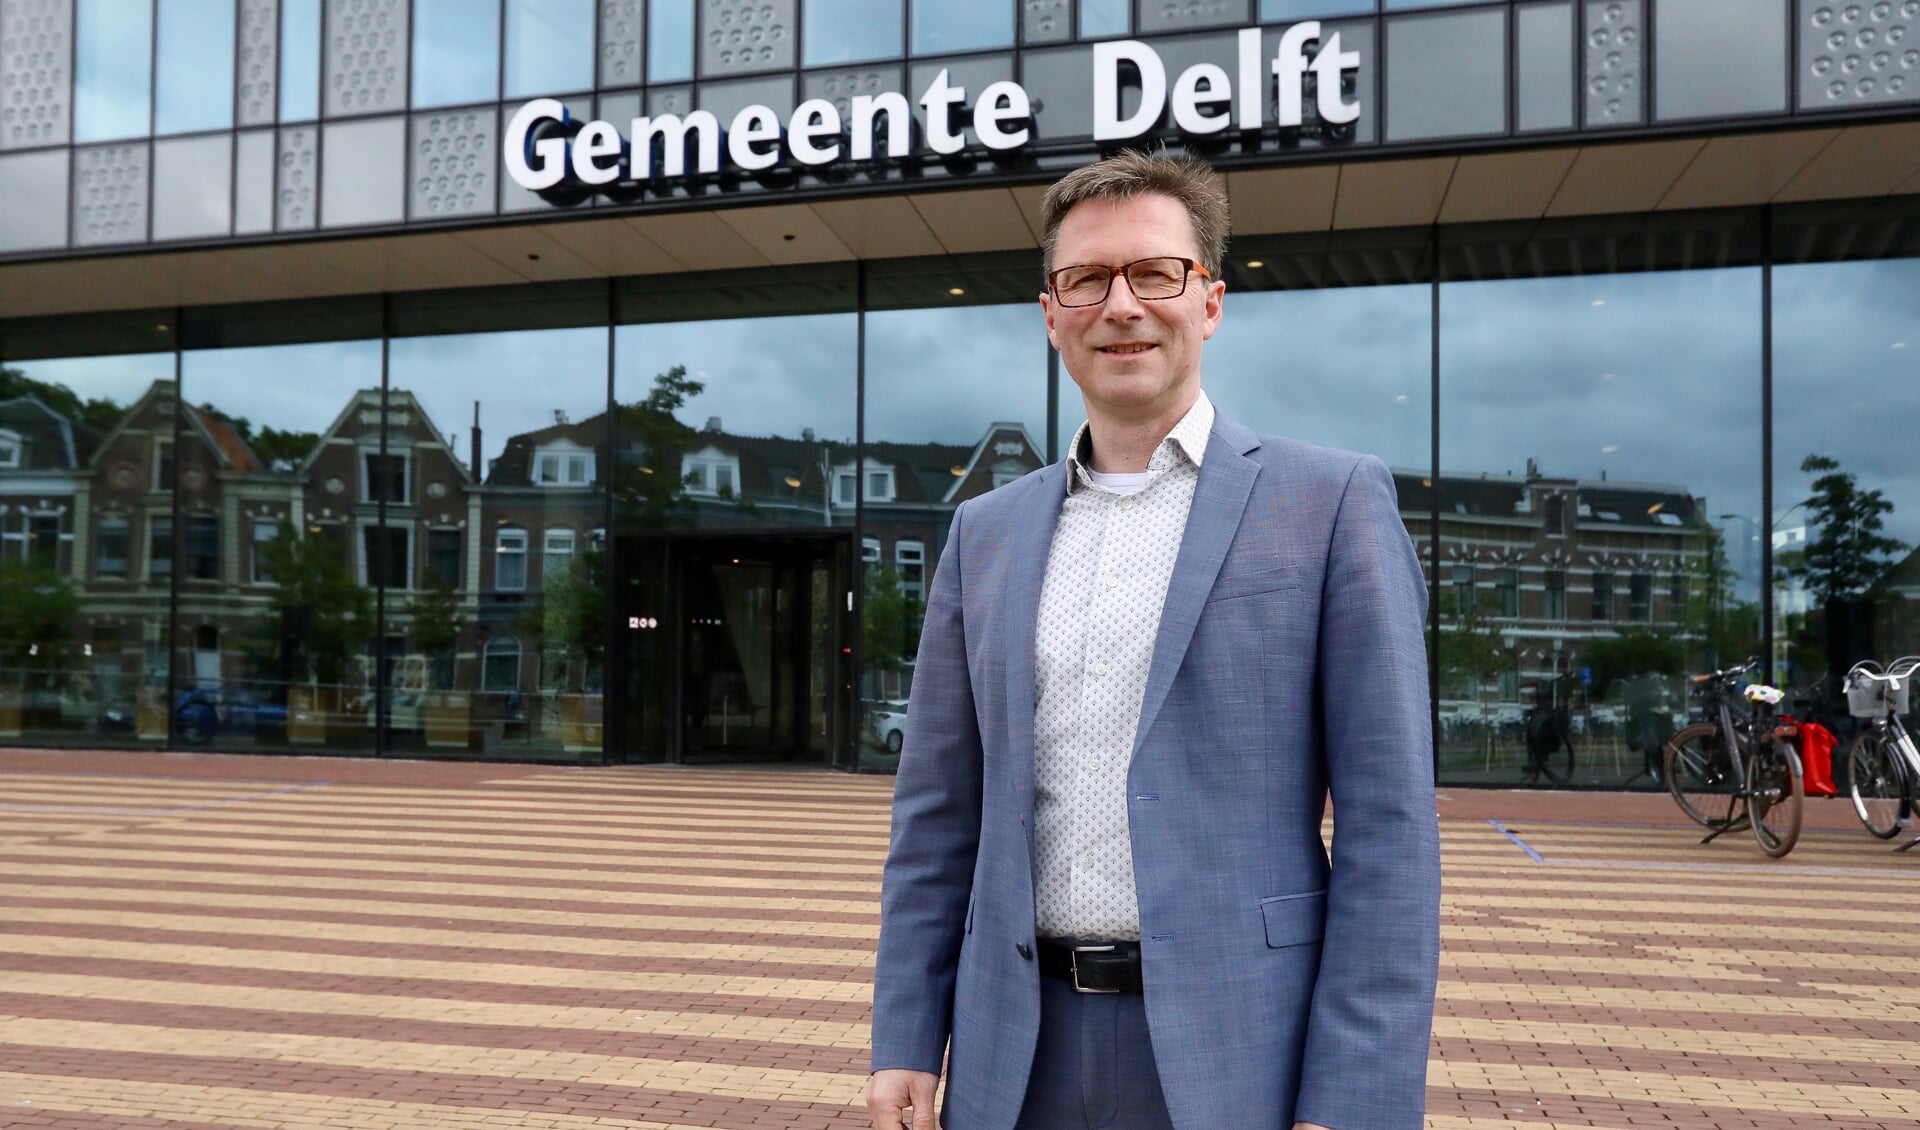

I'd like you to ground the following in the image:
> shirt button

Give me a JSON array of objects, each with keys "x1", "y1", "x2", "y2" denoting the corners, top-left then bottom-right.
[
  {"x1": 1120, "y1": 499, "x2": 1135, "y2": 511},
  {"x1": 1088, "y1": 759, "x2": 1101, "y2": 772},
  {"x1": 1093, "y1": 663, "x2": 1108, "y2": 676},
  {"x1": 1081, "y1": 856, "x2": 1095, "y2": 869},
  {"x1": 1104, "y1": 576, "x2": 1120, "y2": 589}
]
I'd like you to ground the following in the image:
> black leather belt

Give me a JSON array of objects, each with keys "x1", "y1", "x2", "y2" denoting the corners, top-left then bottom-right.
[{"x1": 1037, "y1": 938, "x2": 1143, "y2": 994}]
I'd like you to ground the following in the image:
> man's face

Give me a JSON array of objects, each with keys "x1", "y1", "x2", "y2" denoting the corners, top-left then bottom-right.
[{"x1": 1041, "y1": 193, "x2": 1225, "y2": 421}]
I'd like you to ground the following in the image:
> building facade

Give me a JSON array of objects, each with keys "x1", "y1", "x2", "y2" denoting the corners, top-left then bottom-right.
[{"x1": 1, "y1": 0, "x2": 1917, "y2": 783}]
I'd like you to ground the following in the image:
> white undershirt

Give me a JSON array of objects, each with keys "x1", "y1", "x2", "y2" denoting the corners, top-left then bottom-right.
[{"x1": 1083, "y1": 469, "x2": 1150, "y2": 496}]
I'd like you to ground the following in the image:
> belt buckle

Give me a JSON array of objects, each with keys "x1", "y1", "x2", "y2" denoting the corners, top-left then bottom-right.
[{"x1": 1069, "y1": 944, "x2": 1120, "y2": 994}]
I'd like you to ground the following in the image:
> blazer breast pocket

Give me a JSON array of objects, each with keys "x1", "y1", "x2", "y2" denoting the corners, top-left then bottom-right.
[
  {"x1": 1261, "y1": 889, "x2": 1328, "y2": 948},
  {"x1": 1206, "y1": 565, "x2": 1302, "y2": 603}
]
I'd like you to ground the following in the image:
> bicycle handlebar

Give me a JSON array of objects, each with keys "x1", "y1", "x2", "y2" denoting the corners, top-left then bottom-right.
[{"x1": 1690, "y1": 658, "x2": 1760, "y2": 687}]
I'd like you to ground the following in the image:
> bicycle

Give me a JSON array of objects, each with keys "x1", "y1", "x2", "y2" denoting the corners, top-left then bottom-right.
[
  {"x1": 1519, "y1": 674, "x2": 1575, "y2": 786},
  {"x1": 1842, "y1": 659, "x2": 1920, "y2": 849},
  {"x1": 1661, "y1": 658, "x2": 1805, "y2": 858}
]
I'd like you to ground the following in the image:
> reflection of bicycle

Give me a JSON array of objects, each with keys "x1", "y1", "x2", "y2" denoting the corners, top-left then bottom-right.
[
  {"x1": 1842, "y1": 659, "x2": 1920, "y2": 849},
  {"x1": 1520, "y1": 675, "x2": 1574, "y2": 785},
  {"x1": 1662, "y1": 658, "x2": 1804, "y2": 858}
]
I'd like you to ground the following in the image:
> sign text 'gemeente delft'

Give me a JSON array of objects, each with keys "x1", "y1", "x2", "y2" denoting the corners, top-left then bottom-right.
[{"x1": 503, "y1": 22, "x2": 1360, "y2": 194}]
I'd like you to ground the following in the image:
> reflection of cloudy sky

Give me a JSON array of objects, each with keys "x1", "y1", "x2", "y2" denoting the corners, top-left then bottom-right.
[
  {"x1": 617, "y1": 316, "x2": 860, "y2": 442},
  {"x1": 866, "y1": 305, "x2": 1048, "y2": 449}
]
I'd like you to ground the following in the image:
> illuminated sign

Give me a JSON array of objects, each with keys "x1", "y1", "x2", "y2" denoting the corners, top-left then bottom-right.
[{"x1": 503, "y1": 23, "x2": 1363, "y2": 195}]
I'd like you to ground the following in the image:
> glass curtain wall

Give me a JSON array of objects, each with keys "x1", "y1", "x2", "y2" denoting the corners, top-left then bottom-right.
[
  {"x1": 612, "y1": 268, "x2": 859, "y2": 765},
  {"x1": 0, "y1": 316, "x2": 175, "y2": 748},
  {"x1": 864, "y1": 256, "x2": 1049, "y2": 770}
]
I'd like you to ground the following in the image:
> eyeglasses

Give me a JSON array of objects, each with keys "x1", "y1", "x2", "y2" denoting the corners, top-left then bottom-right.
[{"x1": 1047, "y1": 257, "x2": 1213, "y2": 308}]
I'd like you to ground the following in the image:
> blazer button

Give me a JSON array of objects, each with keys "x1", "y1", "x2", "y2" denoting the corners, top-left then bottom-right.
[{"x1": 1016, "y1": 942, "x2": 1032, "y2": 960}]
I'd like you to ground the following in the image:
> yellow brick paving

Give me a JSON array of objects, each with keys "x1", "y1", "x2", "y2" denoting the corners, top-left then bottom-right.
[{"x1": 0, "y1": 760, "x2": 1917, "y2": 1129}]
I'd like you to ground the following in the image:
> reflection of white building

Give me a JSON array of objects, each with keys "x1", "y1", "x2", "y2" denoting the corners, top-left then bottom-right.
[{"x1": 1772, "y1": 523, "x2": 1811, "y2": 618}]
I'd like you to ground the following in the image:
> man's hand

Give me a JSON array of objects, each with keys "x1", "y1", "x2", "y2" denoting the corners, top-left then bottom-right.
[{"x1": 866, "y1": 1069, "x2": 938, "y2": 1130}]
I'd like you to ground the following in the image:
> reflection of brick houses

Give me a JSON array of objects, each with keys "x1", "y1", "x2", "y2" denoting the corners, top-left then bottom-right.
[{"x1": 1398, "y1": 460, "x2": 1713, "y2": 708}]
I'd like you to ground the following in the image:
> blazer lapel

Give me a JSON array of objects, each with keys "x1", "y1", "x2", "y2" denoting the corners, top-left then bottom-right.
[
  {"x1": 1131, "y1": 416, "x2": 1261, "y2": 761},
  {"x1": 1005, "y1": 463, "x2": 1066, "y2": 832}
]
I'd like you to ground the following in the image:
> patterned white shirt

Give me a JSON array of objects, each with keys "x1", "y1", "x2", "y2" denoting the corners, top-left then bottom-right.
[{"x1": 1032, "y1": 390, "x2": 1215, "y2": 940}]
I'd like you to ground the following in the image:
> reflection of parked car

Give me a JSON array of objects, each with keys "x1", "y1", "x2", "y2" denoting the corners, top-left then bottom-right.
[
  {"x1": 174, "y1": 688, "x2": 288, "y2": 745},
  {"x1": 869, "y1": 700, "x2": 909, "y2": 753}
]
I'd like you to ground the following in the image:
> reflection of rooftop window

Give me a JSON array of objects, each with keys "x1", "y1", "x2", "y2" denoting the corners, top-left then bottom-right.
[
  {"x1": 1595, "y1": 510, "x2": 1621, "y2": 522},
  {"x1": 1577, "y1": 502, "x2": 1593, "y2": 517},
  {"x1": 534, "y1": 441, "x2": 595, "y2": 487},
  {"x1": 1654, "y1": 512, "x2": 1683, "y2": 526},
  {"x1": 0, "y1": 429, "x2": 20, "y2": 468},
  {"x1": 681, "y1": 446, "x2": 739, "y2": 498}
]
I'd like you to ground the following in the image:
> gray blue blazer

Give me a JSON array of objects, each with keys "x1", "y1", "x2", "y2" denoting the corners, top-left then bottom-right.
[{"x1": 871, "y1": 409, "x2": 1441, "y2": 1130}]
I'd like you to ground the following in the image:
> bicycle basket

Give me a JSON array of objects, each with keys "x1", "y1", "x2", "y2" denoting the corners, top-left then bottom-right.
[{"x1": 1846, "y1": 671, "x2": 1909, "y2": 717}]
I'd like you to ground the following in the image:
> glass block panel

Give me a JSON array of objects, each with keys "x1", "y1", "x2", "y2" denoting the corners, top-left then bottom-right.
[
  {"x1": 1584, "y1": 0, "x2": 1643, "y2": 127},
  {"x1": 803, "y1": 0, "x2": 902, "y2": 65},
  {"x1": 906, "y1": 53, "x2": 1013, "y2": 136},
  {"x1": 912, "y1": 0, "x2": 1013, "y2": 54},
  {"x1": 1136, "y1": 0, "x2": 1249, "y2": 32},
  {"x1": 73, "y1": 0, "x2": 151, "y2": 141},
  {"x1": 1797, "y1": 0, "x2": 1920, "y2": 110},
  {"x1": 321, "y1": 117, "x2": 405, "y2": 227},
  {"x1": 0, "y1": 148, "x2": 67, "y2": 251},
  {"x1": 600, "y1": 0, "x2": 642, "y2": 85},
  {"x1": 1654, "y1": 0, "x2": 1786, "y2": 119},
  {"x1": 409, "y1": 106, "x2": 498, "y2": 219},
  {"x1": 1385, "y1": 8, "x2": 1507, "y2": 141},
  {"x1": 1517, "y1": 1, "x2": 1574, "y2": 131},
  {"x1": 506, "y1": 0, "x2": 594, "y2": 97},
  {"x1": 800, "y1": 63, "x2": 905, "y2": 122},
  {"x1": 702, "y1": 0, "x2": 796, "y2": 76},
  {"x1": 151, "y1": 134, "x2": 233, "y2": 240},
  {"x1": 697, "y1": 74, "x2": 795, "y2": 121},
  {"x1": 1081, "y1": 0, "x2": 1128, "y2": 35},
  {"x1": 1024, "y1": 0, "x2": 1070, "y2": 44},
  {"x1": 501, "y1": 93, "x2": 590, "y2": 212},
  {"x1": 276, "y1": 125, "x2": 318, "y2": 229},
  {"x1": 280, "y1": 0, "x2": 320, "y2": 120},
  {"x1": 234, "y1": 128, "x2": 274, "y2": 234},
  {"x1": 325, "y1": 0, "x2": 410, "y2": 117},
  {"x1": 0, "y1": 0, "x2": 73, "y2": 149},
  {"x1": 413, "y1": 0, "x2": 501, "y2": 108},
  {"x1": 71, "y1": 142, "x2": 148, "y2": 246},
  {"x1": 156, "y1": 0, "x2": 236, "y2": 135},
  {"x1": 1261, "y1": 0, "x2": 1370, "y2": 16},
  {"x1": 236, "y1": 0, "x2": 278, "y2": 127}
]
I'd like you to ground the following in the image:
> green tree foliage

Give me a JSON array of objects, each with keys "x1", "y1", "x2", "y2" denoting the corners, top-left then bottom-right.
[
  {"x1": 403, "y1": 571, "x2": 465, "y2": 689},
  {"x1": 862, "y1": 564, "x2": 922, "y2": 676},
  {"x1": 1437, "y1": 591, "x2": 1514, "y2": 702},
  {"x1": 255, "y1": 519, "x2": 373, "y2": 685},
  {"x1": 520, "y1": 546, "x2": 607, "y2": 691},
  {"x1": 0, "y1": 366, "x2": 123, "y2": 434},
  {"x1": 1583, "y1": 628, "x2": 1685, "y2": 698},
  {"x1": 1779, "y1": 453, "x2": 1904, "y2": 604},
  {"x1": 614, "y1": 365, "x2": 705, "y2": 529},
  {"x1": 192, "y1": 402, "x2": 320, "y2": 468},
  {"x1": 0, "y1": 561, "x2": 80, "y2": 684}
]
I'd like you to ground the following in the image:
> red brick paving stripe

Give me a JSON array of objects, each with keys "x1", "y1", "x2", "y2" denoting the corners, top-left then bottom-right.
[
  {"x1": 0, "y1": 894, "x2": 871, "y2": 951},
  {"x1": 1427, "y1": 1036, "x2": 1920, "y2": 1092},
  {"x1": 0, "y1": 992, "x2": 867, "y2": 1075},
  {"x1": 0, "y1": 923, "x2": 872, "y2": 983},
  {"x1": 0, "y1": 1042, "x2": 870, "y2": 1130},
  {"x1": 112, "y1": 823, "x2": 888, "y2": 864},
  {"x1": 1, "y1": 953, "x2": 876, "y2": 1025},
  {"x1": 0, "y1": 874, "x2": 882, "y2": 925},
  {"x1": 1435, "y1": 999, "x2": 1920, "y2": 1044},
  {"x1": 1423, "y1": 1086, "x2": 1914, "y2": 1130},
  {"x1": 0, "y1": 1112, "x2": 278, "y2": 1130}
]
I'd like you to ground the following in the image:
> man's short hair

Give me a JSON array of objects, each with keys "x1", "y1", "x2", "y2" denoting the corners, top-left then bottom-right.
[{"x1": 1039, "y1": 149, "x2": 1230, "y2": 281}]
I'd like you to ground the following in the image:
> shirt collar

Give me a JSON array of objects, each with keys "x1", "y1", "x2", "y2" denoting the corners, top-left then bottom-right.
[{"x1": 1065, "y1": 390, "x2": 1215, "y2": 496}]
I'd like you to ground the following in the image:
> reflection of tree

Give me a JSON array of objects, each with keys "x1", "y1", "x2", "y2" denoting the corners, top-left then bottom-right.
[
  {"x1": 862, "y1": 564, "x2": 922, "y2": 680},
  {"x1": 0, "y1": 561, "x2": 79, "y2": 686},
  {"x1": 614, "y1": 365, "x2": 704, "y2": 529},
  {"x1": 1778, "y1": 453, "x2": 1904, "y2": 605},
  {"x1": 1438, "y1": 594, "x2": 1515, "y2": 764},
  {"x1": 256, "y1": 519, "x2": 372, "y2": 685},
  {"x1": 1584, "y1": 628, "x2": 1684, "y2": 698},
  {"x1": 403, "y1": 572, "x2": 464, "y2": 690},
  {"x1": 194, "y1": 403, "x2": 320, "y2": 469},
  {"x1": 520, "y1": 547, "x2": 606, "y2": 692},
  {"x1": 1681, "y1": 525, "x2": 1760, "y2": 669},
  {"x1": 0, "y1": 366, "x2": 123, "y2": 433}
]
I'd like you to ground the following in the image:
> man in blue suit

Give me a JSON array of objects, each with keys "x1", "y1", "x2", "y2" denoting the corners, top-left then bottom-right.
[{"x1": 867, "y1": 150, "x2": 1440, "y2": 1130}]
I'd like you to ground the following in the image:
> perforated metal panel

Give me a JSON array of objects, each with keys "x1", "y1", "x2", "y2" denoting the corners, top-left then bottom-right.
[
  {"x1": 600, "y1": 0, "x2": 642, "y2": 85},
  {"x1": 1584, "y1": 0, "x2": 1644, "y2": 126},
  {"x1": 1136, "y1": 0, "x2": 1247, "y2": 33},
  {"x1": 410, "y1": 107, "x2": 497, "y2": 219},
  {"x1": 700, "y1": 0, "x2": 795, "y2": 77},
  {"x1": 325, "y1": 0, "x2": 409, "y2": 117},
  {"x1": 1799, "y1": 0, "x2": 1918, "y2": 109},
  {"x1": 0, "y1": 0, "x2": 72, "y2": 149},
  {"x1": 802, "y1": 65, "x2": 903, "y2": 120},
  {"x1": 277, "y1": 126, "x2": 318, "y2": 230},
  {"x1": 1023, "y1": 0, "x2": 1071, "y2": 44},
  {"x1": 237, "y1": 0, "x2": 279, "y2": 127},
  {"x1": 71, "y1": 143, "x2": 148, "y2": 247}
]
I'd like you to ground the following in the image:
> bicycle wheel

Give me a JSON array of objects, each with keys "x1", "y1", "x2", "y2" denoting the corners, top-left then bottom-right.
[
  {"x1": 1536, "y1": 738, "x2": 1573, "y2": 786},
  {"x1": 1663, "y1": 723, "x2": 1739, "y2": 828},
  {"x1": 1848, "y1": 731, "x2": 1906, "y2": 839},
  {"x1": 1747, "y1": 740, "x2": 1804, "y2": 858}
]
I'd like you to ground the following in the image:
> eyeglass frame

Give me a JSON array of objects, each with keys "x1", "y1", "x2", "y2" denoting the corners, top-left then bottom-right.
[{"x1": 1045, "y1": 256, "x2": 1216, "y2": 308}]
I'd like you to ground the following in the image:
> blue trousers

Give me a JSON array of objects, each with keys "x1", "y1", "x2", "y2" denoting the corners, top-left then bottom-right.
[{"x1": 1012, "y1": 978, "x2": 1177, "y2": 1129}]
